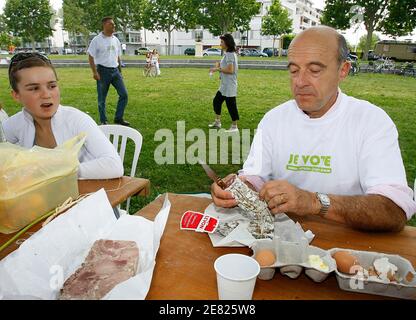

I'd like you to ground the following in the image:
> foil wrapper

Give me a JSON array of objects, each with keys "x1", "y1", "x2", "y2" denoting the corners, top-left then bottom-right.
[
  {"x1": 215, "y1": 220, "x2": 240, "y2": 237},
  {"x1": 218, "y1": 176, "x2": 274, "y2": 239}
]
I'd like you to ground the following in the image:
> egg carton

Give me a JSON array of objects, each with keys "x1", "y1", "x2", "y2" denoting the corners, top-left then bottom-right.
[
  {"x1": 328, "y1": 248, "x2": 416, "y2": 300},
  {"x1": 250, "y1": 237, "x2": 336, "y2": 283}
]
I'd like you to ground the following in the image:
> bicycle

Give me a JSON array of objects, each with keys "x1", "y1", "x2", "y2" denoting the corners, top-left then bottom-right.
[
  {"x1": 374, "y1": 56, "x2": 395, "y2": 73},
  {"x1": 143, "y1": 63, "x2": 157, "y2": 77},
  {"x1": 398, "y1": 62, "x2": 415, "y2": 77}
]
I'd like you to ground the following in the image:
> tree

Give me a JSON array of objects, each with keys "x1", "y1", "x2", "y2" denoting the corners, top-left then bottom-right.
[
  {"x1": 3, "y1": 0, "x2": 54, "y2": 51},
  {"x1": 321, "y1": 0, "x2": 416, "y2": 60},
  {"x1": 357, "y1": 33, "x2": 380, "y2": 52},
  {"x1": 261, "y1": 0, "x2": 292, "y2": 56},
  {"x1": 63, "y1": 0, "x2": 91, "y2": 49},
  {"x1": 76, "y1": 0, "x2": 106, "y2": 34},
  {"x1": 102, "y1": 0, "x2": 148, "y2": 43},
  {"x1": 195, "y1": 0, "x2": 261, "y2": 36},
  {"x1": 282, "y1": 34, "x2": 295, "y2": 49},
  {"x1": 144, "y1": 0, "x2": 197, "y2": 55},
  {"x1": 379, "y1": 0, "x2": 416, "y2": 37}
]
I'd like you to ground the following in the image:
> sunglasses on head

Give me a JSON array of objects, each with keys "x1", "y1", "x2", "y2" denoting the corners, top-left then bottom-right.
[{"x1": 8, "y1": 52, "x2": 51, "y2": 74}]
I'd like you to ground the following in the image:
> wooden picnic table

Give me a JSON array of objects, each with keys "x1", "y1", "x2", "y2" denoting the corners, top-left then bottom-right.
[{"x1": 139, "y1": 193, "x2": 416, "y2": 300}]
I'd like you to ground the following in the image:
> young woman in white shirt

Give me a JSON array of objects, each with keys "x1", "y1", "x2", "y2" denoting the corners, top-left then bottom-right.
[
  {"x1": 151, "y1": 49, "x2": 161, "y2": 76},
  {"x1": 3, "y1": 52, "x2": 124, "y2": 179}
]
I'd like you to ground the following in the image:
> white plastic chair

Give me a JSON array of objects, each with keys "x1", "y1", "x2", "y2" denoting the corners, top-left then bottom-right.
[{"x1": 100, "y1": 124, "x2": 143, "y2": 214}]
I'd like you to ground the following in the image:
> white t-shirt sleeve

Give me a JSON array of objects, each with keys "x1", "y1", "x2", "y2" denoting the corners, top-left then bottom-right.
[
  {"x1": 87, "y1": 37, "x2": 97, "y2": 58},
  {"x1": 239, "y1": 115, "x2": 274, "y2": 181},
  {"x1": 359, "y1": 108, "x2": 407, "y2": 189},
  {"x1": 358, "y1": 107, "x2": 415, "y2": 219},
  {"x1": 76, "y1": 114, "x2": 124, "y2": 179}
]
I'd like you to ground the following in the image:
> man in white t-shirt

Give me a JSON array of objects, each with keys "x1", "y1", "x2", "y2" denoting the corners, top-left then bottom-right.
[
  {"x1": 88, "y1": 17, "x2": 130, "y2": 126},
  {"x1": 212, "y1": 26, "x2": 416, "y2": 232}
]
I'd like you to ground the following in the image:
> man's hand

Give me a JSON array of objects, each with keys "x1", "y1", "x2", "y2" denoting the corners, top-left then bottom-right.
[
  {"x1": 211, "y1": 174, "x2": 237, "y2": 208},
  {"x1": 93, "y1": 71, "x2": 100, "y2": 81},
  {"x1": 259, "y1": 180, "x2": 321, "y2": 216}
]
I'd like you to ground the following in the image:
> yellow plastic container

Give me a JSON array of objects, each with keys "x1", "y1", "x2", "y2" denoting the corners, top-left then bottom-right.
[
  {"x1": 0, "y1": 171, "x2": 79, "y2": 234},
  {"x1": 0, "y1": 134, "x2": 86, "y2": 234}
]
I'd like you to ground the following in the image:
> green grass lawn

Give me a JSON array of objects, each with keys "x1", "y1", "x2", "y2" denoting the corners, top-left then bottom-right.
[{"x1": 0, "y1": 68, "x2": 415, "y2": 226}]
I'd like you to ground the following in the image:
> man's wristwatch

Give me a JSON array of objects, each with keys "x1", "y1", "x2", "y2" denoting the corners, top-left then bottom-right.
[{"x1": 315, "y1": 193, "x2": 330, "y2": 216}]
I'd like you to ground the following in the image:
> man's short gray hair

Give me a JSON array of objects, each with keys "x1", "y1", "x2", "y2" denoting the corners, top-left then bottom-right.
[{"x1": 337, "y1": 33, "x2": 349, "y2": 64}]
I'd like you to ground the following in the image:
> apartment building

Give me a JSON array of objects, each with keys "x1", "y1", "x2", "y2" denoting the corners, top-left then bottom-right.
[
  {"x1": 153, "y1": 0, "x2": 322, "y2": 55},
  {"x1": 39, "y1": 0, "x2": 321, "y2": 55}
]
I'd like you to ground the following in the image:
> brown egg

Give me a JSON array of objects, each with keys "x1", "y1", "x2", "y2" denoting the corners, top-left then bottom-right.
[
  {"x1": 332, "y1": 251, "x2": 361, "y2": 274},
  {"x1": 255, "y1": 249, "x2": 276, "y2": 267},
  {"x1": 406, "y1": 272, "x2": 414, "y2": 283}
]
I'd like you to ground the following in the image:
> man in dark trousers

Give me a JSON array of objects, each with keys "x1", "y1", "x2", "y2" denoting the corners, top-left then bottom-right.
[{"x1": 88, "y1": 17, "x2": 130, "y2": 126}]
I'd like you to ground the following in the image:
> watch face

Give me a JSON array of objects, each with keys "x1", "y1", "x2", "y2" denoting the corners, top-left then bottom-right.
[{"x1": 318, "y1": 193, "x2": 330, "y2": 206}]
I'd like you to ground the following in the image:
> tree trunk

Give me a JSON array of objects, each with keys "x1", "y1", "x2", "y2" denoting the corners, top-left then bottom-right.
[
  {"x1": 84, "y1": 33, "x2": 89, "y2": 51},
  {"x1": 363, "y1": 25, "x2": 374, "y2": 61},
  {"x1": 167, "y1": 30, "x2": 171, "y2": 56},
  {"x1": 279, "y1": 37, "x2": 282, "y2": 57},
  {"x1": 123, "y1": 26, "x2": 128, "y2": 46},
  {"x1": 31, "y1": 36, "x2": 36, "y2": 51},
  {"x1": 272, "y1": 36, "x2": 275, "y2": 57}
]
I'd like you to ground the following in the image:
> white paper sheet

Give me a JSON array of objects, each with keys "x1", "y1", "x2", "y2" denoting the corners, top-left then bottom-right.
[
  {"x1": 205, "y1": 203, "x2": 315, "y2": 247},
  {"x1": 0, "y1": 189, "x2": 171, "y2": 300}
]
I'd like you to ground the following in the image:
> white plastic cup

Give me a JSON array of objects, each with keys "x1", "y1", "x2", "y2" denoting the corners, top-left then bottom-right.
[{"x1": 214, "y1": 254, "x2": 260, "y2": 300}]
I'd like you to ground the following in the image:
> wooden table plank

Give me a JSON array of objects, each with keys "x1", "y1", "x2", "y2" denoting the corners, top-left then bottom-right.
[
  {"x1": 0, "y1": 177, "x2": 150, "y2": 260},
  {"x1": 79, "y1": 177, "x2": 150, "y2": 207},
  {"x1": 138, "y1": 193, "x2": 416, "y2": 300}
]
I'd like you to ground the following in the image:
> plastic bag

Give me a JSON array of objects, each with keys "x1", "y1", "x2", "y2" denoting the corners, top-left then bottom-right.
[{"x1": 0, "y1": 133, "x2": 86, "y2": 234}]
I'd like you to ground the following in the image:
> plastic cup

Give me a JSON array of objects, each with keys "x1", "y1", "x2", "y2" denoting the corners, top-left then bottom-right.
[{"x1": 214, "y1": 254, "x2": 260, "y2": 300}]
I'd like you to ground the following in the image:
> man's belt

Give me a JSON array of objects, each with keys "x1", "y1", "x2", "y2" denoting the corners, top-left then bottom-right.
[{"x1": 97, "y1": 64, "x2": 118, "y2": 70}]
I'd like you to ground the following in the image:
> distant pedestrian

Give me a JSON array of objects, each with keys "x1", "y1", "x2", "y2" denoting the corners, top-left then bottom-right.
[
  {"x1": 87, "y1": 17, "x2": 130, "y2": 126},
  {"x1": 151, "y1": 49, "x2": 161, "y2": 76},
  {"x1": 208, "y1": 34, "x2": 239, "y2": 133}
]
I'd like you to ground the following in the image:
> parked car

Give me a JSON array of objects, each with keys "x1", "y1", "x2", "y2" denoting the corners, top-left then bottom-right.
[
  {"x1": 135, "y1": 47, "x2": 150, "y2": 55},
  {"x1": 76, "y1": 48, "x2": 86, "y2": 55},
  {"x1": 0, "y1": 50, "x2": 9, "y2": 55},
  {"x1": 262, "y1": 48, "x2": 287, "y2": 57},
  {"x1": 240, "y1": 49, "x2": 268, "y2": 57},
  {"x1": 263, "y1": 48, "x2": 278, "y2": 57},
  {"x1": 202, "y1": 48, "x2": 222, "y2": 56},
  {"x1": 184, "y1": 48, "x2": 195, "y2": 56}
]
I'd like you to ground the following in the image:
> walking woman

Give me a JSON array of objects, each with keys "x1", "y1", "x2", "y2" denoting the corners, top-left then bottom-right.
[{"x1": 209, "y1": 34, "x2": 239, "y2": 132}]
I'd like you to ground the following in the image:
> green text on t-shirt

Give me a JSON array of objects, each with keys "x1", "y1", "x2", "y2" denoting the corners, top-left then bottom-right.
[{"x1": 286, "y1": 153, "x2": 332, "y2": 174}]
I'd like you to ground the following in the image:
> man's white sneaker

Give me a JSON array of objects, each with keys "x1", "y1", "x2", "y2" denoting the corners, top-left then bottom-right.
[
  {"x1": 225, "y1": 126, "x2": 239, "y2": 133},
  {"x1": 208, "y1": 122, "x2": 221, "y2": 129}
]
